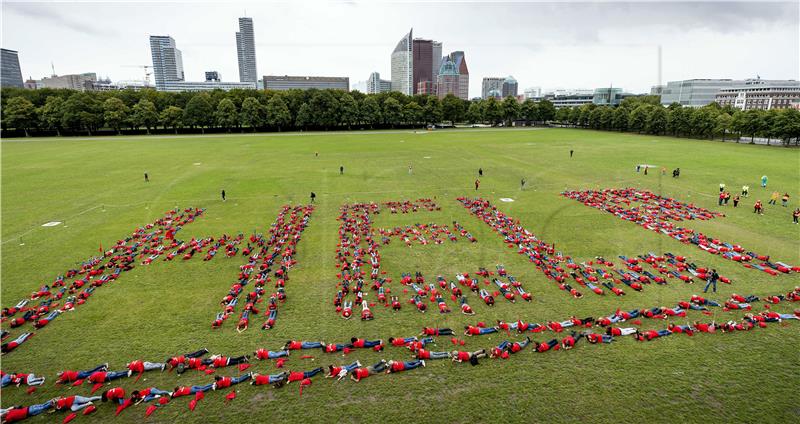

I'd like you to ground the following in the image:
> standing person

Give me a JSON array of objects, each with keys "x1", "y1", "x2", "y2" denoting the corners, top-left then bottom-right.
[
  {"x1": 769, "y1": 191, "x2": 779, "y2": 205},
  {"x1": 636, "y1": 165, "x2": 641, "y2": 173},
  {"x1": 742, "y1": 185, "x2": 749, "y2": 197},
  {"x1": 733, "y1": 195, "x2": 740, "y2": 208},
  {"x1": 221, "y1": 190, "x2": 226, "y2": 202},
  {"x1": 310, "y1": 192, "x2": 316, "y2": 203},
  {"x1": 569, "y1": 150, "x2": 574, "y2": 158},
  {"x1": 781, "y1": 193, "x2": 790, "y2": 207},
  {"x1": 754, "y1": 200, "x2": 763, "y2": 215},
  {"x1": 474, "y1": 179, "x2": 480, "y2": 190},
  {"x1": 703, "y1": 269, "x2": 720, "y2": 293},
  {"x1": 661, "y1": 167, "x2": 666, "y2": 175},
  {"x1": 718, "y1": 192, "x2": 725, "y2": 206},
  {"x1": 478, "y1": 168, "x2": 483, "y2": 177},
  {"x1": 761, "y1": 175, "x2": 768, "y2": 188},
  {"x1": 315, "y1": 152, "x2": 318, "y2": 157},
  {"x1": 340, "y1": 166, "x2": 344, "y2": 175},
  {"x1": 644, "y1": 166, "x2": 648, "y2": 175},
  {"x1": 793, "y1": 208, "x2": 800, "y2": 224},
  {"x1": 520, "y1": 178, "x2": 526, "y2": 190},
  {"x1": 408, "y1": 164, "x2": 413, "y2": 175},
  {"x1": 144, "y1": 172, "x2": 149, "y2": 182},
  {"x1": 723, "y1": 192, "x2": 731, "y2": 205}
]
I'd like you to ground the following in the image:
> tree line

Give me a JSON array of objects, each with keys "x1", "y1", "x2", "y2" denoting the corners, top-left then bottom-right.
[
  {"x1": 1, "y1": 87, "x2": 798, "y2": 145},
  {"x1": 0, "y1": 87, "x2": 559, "y2": 137},
  {"x1": 553, "y1": 96, "x2": 800, "y2": 146}
]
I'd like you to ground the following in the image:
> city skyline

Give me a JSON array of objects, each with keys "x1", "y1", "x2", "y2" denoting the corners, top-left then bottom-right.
[{"x1": 2, "y1": 1, "x2": 798, "y2": 95}]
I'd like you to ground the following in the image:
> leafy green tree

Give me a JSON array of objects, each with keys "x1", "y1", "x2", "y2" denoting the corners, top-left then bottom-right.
[
  {"x1": 240, "y1": 97, "x2": 265, "y2": 131},
  {"x1": 714, "y1": 112, "x2": 732, "y2": 141},
  {"x1": 441, "y1": 94, "x2": 465, "y2": 125},
  {"x1": 102, "y1": 97, "x2": 129, "y2": 134},
  {"x1": 266, "y1": 95, "x2": 292, "y2": 131},
  {"x1": 309, "y1": 90, "x2": 340, "y2": 129},
  {"x1": 403, "y1": 101, "x2": 424, "y2": 126},
  {"x1": 522, "y1": 99, "x2": 539, "y2": 125},
  {"x1": 3, "y1": 96, "x2": 38, "y2": 136},
  {"x1": 38, "y1": 96, "x2": 65, "y2": 135},
  {"x1": 537, "y1": 100, "x2": 556, "y2": 122},
  {"x1": 483, "y1": 97, "x2": 502, "y2": 126},
  {"x1": 628, "y1": 104, "x2": 650, "y2": 133},
  {"x1": 214, "y1": 98, "x2": 238, "y2": 131},
  {"x1": 359, "y1": 96, "x2": 382, "y2": 129},
  {"x1": 339, "y1": 93, "x2": 359, "y2": 129},
  {"x1": 183, "y1": 93, "x2": 213, "y2": 133},
  {"x1": 742, "y1": 109, "x2": 766, "y2": 143},
  {"x1": 61, "y1": 92, "x2": 103, "y2": 135},
  {"x1": 555, "y1": 107, "x2": 570, "y2": 125},
  {"x1": 295, "y1": 103, "x2": 312, "y2": 129},
  {"x1": 160, "y1": 106, "x2": 183, "y2": 134},
  {"x1": 773, "y1": 108, "x2": 800, "y2": 146},
  {"x1": 645, "y1": 106, "x2": 667, "y2": 135},
  {"x1": 131, "y1": 99, "x2": 159, "y2": 134},
  {"x1": 501, "y1": 96, "x2": 521, "y2": 126},
  {"x1": 611, "y1": 106, "x2": 629, "y2": 131},
  {"x1": 423, "y1": 96, "x2": 442, "y2": 124},
  {"x1": 382, "y1": 97, "x2": 403, "y2": 128},
  {"x1": 692, "y1": 107, "x2": 717, "y2": 139},
  {"x1": 730, "y1": 110, "x2": 746, "y2": 142},
  {"x1": 465, "y1": 101, "x2": 483, "y2": 124}
]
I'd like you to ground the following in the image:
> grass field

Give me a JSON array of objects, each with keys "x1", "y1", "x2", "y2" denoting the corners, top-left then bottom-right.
[{"x1": 1, "y1": 128, "x2": 799, "y2": 423}]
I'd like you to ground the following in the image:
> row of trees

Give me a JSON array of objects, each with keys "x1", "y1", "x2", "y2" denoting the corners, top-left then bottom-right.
[
  {"x1": 1, "y1": 87, "x2": 558, "y2": 136},
  {"x1": 553, "y1": 97, "x2": 800, "y2": 145}
]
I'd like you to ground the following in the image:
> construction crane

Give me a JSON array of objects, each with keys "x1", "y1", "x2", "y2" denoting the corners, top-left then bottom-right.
[{"x1": 121, "y1": 65, "x2": 152, "y2": 86}]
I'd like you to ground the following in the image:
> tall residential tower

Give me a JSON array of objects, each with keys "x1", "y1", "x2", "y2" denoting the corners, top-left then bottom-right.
[
  {"x1": 236, "y1": 17, "x2": 258, "y2": 83},
  {"x1": 149, "y1": 35, "x2": 184, "y2": 90},
  {"x1": 391, "y1": 29, "x2": 413, "y2": 95},
  {"x1": 0, "y1": 48, "x2": 23, "y2": 88}
]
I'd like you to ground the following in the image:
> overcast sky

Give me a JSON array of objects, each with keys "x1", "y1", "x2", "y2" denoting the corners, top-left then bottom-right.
[{"x1": 2, "y1": 1, "x2": 798, "y2": 95}]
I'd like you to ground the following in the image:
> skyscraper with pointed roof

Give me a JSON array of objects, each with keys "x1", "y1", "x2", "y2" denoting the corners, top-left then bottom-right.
[{"x1": 391, "y1": 29, "x2": 413, "y2": 95}]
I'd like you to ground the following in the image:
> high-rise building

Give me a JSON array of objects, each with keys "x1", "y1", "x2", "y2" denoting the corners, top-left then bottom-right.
[
  {"x1": 367, "y1": 72, "x2": 391, "y2": 94},
  {"x1": 1, "y1": 48, "x2": 24, "y2": 88},
  {"x1": 412, "y1": 38, "x2": 439, "y2": 95},
  {"x1": 502, "y1": 76, "x2": 518, "y2": 98},
  {"x1": 417, "y1": 81, "x2": 437, "y2": 96},
  {"x1": 431, "y1": 42, "x2": 442, "y2": 82},
  {"x1": 482, "y1": 77, "x2": 504, "y2": 99},
  {"x1": 391, "y1": 29, "x2": 413, "y2": 95},
  {"x1": 524, "y1": 87, "x2": 542, "y2": 99},
  {"x1": 236, "y1": 17, "x2": 258, "y2": 83},
  {"x1": 149, "y1": 35, "x2": 184, "y2": 90},
  {"x1": 660, "y1": 79, "x2": 741, "y2": 107},
  {"x1": 448, "y1": 51, "x2": 469, "y2": 100},
  {"x1": 436, "y1": 56, "x2": 460, "y2": 99},
  {"x1": 205, "y1": 71, "x2": 221, "y2": 82},
  {"x1": 715, "y1": 78, "x2": 800, "y2": 110}
]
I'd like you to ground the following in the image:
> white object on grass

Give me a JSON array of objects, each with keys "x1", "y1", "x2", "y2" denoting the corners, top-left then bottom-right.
[
  {"x1": 42, "y1": 221, "x2": 62, "y2": 227},
  {"x1": 499, "y1": 198, "x2": 515, "y2": 202}
]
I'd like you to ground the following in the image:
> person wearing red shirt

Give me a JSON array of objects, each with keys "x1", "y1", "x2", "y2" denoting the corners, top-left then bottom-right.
[
  {"x1": 534, "y1": 339, "x2": 560, "y2": 352},
  {"x1": 350, "y1": 337, "x2": 383, "y2": 349},
  {"x1": 386, "y1": 360, "x2": 425, "y2": 373},
  {"x1": 126, "y1": 360, "x2": 166, "y2": 374},
  {"x1": 388, "y1": 337, "x2": 417, "y2": 347},
  {"x1": 250, "y1": 372, "x2": 289, "y2": 387},
  {"x1": 1, "y1": 333, "x2": 33, "y2": 354},
  {"x1": 212, "y1": 373, "x2": 250, "y2": 390},
  {"x1": 451, "y1": 349, "x2": 487, "y2": 364},
  {"x1": 209, "y1": 355, "x2": 249, "y2": 368},
  {"x1": 560, "y1": 332, "x2": 583, "y2": 350},
  {"x1": 101, "y1": 387, "x2": 126, "y2": 404},
  {"x1": 350, "y1": 360, "x2": 387, "y2": 382},
  {"x1": 87, "y1": 369, "x2": 128, "y2": 384},
  {"x1": 53, "y1": 395, "x2": 102, "y2": 412},
  {"x1": 326, "y1": 361, "x2": 361, "y2": 381},
  {"x1": 283, "y1": 340, "x2": 324, "y2": 350},
  {"x1": 254, "y1": 348, "x2": 289, "y2": 360},
  {"x1": 56, "y1": 363, "x2": 108, "y2": 384},
  {"x1": 286, "y1": 367, "x2": 323, "y2": 383},
  {"x1": 1, "y1": 402, "x2": 52, "y2": 422},
  {"x1": 464, "y1": 325, "x2": 498, "y2": 336},
  {"x1": 415, "y1": 348, "x2": 450, "y2": 360},
  {"x1": 420, "y1": 327, "x2": 454, "y2": 336}
]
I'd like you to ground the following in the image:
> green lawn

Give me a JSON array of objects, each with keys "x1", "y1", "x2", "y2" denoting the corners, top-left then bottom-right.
[{"x1": 1, "y1": 128, "x2": 799, "y2": 423}]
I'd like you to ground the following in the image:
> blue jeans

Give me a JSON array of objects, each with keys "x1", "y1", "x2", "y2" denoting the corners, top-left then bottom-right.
[
  {"x1": 268, "y1": 372, "x2": 288, "y2": 384},
  {"x1": 303, "y1": 367, "x2": 323, "y2": 378},
  {"x1": 72, "y1": 396, "x2": 101, "y2": 411},
  {"x1": 231, "y1": 374, "x2": 250, "y2": 385},
  {"x1": 344, "y1": 361, "x2": 360, "y2": 372},
  {"x1": 78, "y1": 364, "x2": 108, "y2": 379},
  {"x1": 360, "y1": 340, "x2": 382, "y2": 348},
  {"x1": 420, "y1": 337, "x2": 434, "y2": 346},
  {"x1": 403, "y1": 360, "x2": 424, "y2": 370},
  {"x1": 142, "y1": 388, "x2": 172, "y2": 402},
  {"x1": 427, "y1": 351, "x2": 450, "y2": 359},
  {"x1": 28, "y1": 402, "x2": 53, "y2": 416},
  {"x1": 106, "y1": 370, "x2": 128, "y2": 381},
  {"x1": 268, "y1": 350, "x2": 289, "y2": 359},
  {"x1": 703, "y1": 279, "x2": 717, "y2": 293},
  {"x1": 191, "y1": 384, "x2": 213, "y2": 393},
  {"x1": 1, "y1": 374, "x2": 11, "y2": 388},
  {"x1": 657, "y1": 330, "x2": 672, "y2": 337},
  {"x1": 496, "y1": 341, "x2": 510, "y2": 350},
  {"x1": 479, "y1": 327, "x2": 497, "y2": 335},
  {"x1": 301, "y1": 342, "x2": 323, "y2": 349}
]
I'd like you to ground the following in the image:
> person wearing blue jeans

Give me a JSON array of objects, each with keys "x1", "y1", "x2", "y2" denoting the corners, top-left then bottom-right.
[
  {"x1": 703, "y1": 269, "x2": 719, "y2": 293},
  {"x1": 387, "y1": 360, "x2": 425, "y2": 373},
  {"x1": 137, "y1": 388, "x2": 172, "y2": 403},
  {"x1": 191, "y1": 384, "x2": 214, "y2": 393}
]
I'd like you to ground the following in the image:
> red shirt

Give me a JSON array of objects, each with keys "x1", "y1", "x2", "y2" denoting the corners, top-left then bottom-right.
[
  {"x1": 187, "y1": 358, "x2": 203, "y2": 368},
  {"x1": 88, "y1": 372, "x2": 107, "y2": 384},
  {"x1": 173, "y1": 386, "x2": 191, "y2": 397},
  {"x1": 352, "y1": 339, "x2": 366, "y2": 348},
  {"x1": 56, "y1": 396, "x2": 76, "y2": 410},
  {"x1": 287, "y1": 341, "x2": 302, "y2": 350},
  {"x1": 391, "y1": 338, "x2": 408, "y2": 347},
  {"x1": 328, "y1": 366, "x2": 342, "y2": 377},
  {"x1": 288, "y1": 371, "x2": 304, "y2": 382},
  {"x1": 457, "y1": 351, "x2": 470, "y2": 361},
  {"x1": 255, "y1": 349, "x2": 271, "y2": 360},
  {"x1": 3, "y1": 407, "x2": 29, "y2": 422},
  {"x1": 213, "y1": 357, "x2": 228, "y2": 368},
  {"x1": 215, "y1": 377, "x2": 231, "y2": 388},
  {"x1": 353, "y1": 368, "x2": 369, "y2": 381},
  {"x1": 59, "y1": 370, "x2": 79, "y2": 382},
  {"x1": 466, "y1": 326, "x2": 481, "y2": 335},
  {"x1": 168, "y1": 356, "x2": 185, "y2": 367},
  {"x1": 390, "y1": 362, "x2": 405, "y2": 372},
  {"x1": 128, "y1": 360, "x2": 144, "y2": 373},
  {"x1": 105, "y1": 387, "x2": 125, "y2": 402}
]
